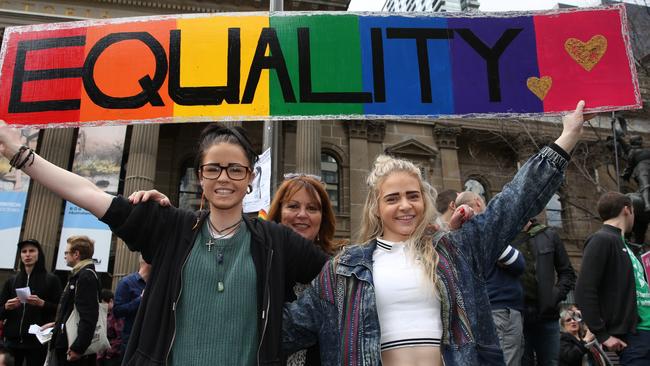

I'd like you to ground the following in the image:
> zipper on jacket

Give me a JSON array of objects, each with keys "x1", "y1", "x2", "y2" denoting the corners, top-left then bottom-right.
[
  {"x1": 165, "y1": 233, "x2": 197, "y2": 364},
  {"x1": 18, "y1": 273, "x2": 30, "y2": 344},
  {"x1": 256, "y1": 248, "x2": 273, "y2": 366}
]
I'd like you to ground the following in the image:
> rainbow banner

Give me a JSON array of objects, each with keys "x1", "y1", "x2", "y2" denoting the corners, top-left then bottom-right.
[{"x1": 0, "y1": 6, "x2": 641, "y2": 127}]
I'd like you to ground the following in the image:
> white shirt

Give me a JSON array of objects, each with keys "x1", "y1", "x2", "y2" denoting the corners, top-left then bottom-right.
[{"x1": 373, "y1": 238, "x2": 442, "y2": 351}]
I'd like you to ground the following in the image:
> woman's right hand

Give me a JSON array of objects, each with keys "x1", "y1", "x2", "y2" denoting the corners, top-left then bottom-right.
[
  {"x1": 0, "y1": 120, "x2": 23, "y2": 159},
  {"x1": 129, "y1": 189, "x2": 171, "y2": 206}
]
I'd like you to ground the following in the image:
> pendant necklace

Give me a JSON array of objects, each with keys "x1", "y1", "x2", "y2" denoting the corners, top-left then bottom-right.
[
  {"x1": 205, "y1": 218, "x2": 242, "y2": 252},
  {"x1": 205, "y1": 217, "x2": 242, "y2": 293}
]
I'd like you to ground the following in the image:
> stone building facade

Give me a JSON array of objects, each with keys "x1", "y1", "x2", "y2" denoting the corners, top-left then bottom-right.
[{"x1": 0, "y1": 0, "x2": 649, "y2": 288}]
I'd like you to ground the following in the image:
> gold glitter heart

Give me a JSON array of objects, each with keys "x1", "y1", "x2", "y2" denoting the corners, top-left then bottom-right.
[
  {"x1": 527, "y1": 76, "x2": 552, "y2": 100},
  {"x1": 564, "y1": 35, "x2": 608, "y2": 72}
]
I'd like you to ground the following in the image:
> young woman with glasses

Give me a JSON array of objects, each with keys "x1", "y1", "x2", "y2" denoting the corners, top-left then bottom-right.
[{"x1": 0, "y1": 122, "x2": 328, "y2": 366}]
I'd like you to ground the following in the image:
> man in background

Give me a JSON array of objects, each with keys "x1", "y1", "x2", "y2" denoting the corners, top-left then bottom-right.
[
  {"x1": 435, "y1": 189, "x2": 458, "y2": 231},
  {"x1": 114, "y1": 255, "x2": 150, "y2": 353},
  {"x1": 514, "y1": 219, "x2": 576, "y2": 366},
  {"x1": 576, "y1": 192, "x2": 650, "y2": 364},
  {"x1": 0, "y1": 240, "x2": 61, "y2": 366}
]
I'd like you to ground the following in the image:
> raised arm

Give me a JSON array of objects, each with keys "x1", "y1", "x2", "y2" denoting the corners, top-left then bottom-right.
[
  {"x1": 0, "y1": 121, "x2": 113, "y2": 218},
  {"x1": 449, "y1": 101, "x2": 592, "y2": 274}
]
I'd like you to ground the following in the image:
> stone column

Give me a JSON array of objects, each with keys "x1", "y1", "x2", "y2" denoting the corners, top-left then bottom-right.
[
  {"x1": 347, "y1": 121, "x2": 371, "y2": 237},
  {"x1": 22, "y1": 128, "x2": 76, "y2": 271},
  {"x1": 295, "y1": 121, "x2": 321, "y2": 176},
  {"x1": 112, "y1": 125, "x2": 160, "y2": 288},
  {"x1": 434, "y1": 124, "x2": 462, "y2": 191}
]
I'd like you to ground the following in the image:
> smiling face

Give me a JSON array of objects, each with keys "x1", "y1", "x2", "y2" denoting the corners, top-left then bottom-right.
[
  {"x1": 281, "y1": 187, "x2": 323, "y2": 241},
  {"x1": 378, "y1": 171, "x2": 425, "y2": 242},
  {"x1": 20, "y1": 244, "x2": 38, "y2": 268},
  {"x1": 199, "y1": 142, "x2": 253, "y2": 213}
]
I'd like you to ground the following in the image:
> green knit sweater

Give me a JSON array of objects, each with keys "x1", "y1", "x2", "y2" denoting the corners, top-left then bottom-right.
[{"x1": 170, "y1": 220, "x2": 258, "y2": 365}]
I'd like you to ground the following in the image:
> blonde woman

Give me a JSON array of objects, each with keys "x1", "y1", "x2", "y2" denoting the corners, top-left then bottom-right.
[{"x1": 282, "y1": 101, "x2": 592, "y2": 366}]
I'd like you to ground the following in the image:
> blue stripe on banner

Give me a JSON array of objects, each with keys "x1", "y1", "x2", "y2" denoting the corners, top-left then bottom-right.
[
  {"x1": 0, "y1": 191, "x2": 27, "y2": 230},
  {"x1": 61, "y1": 201, "x2": 110, "y2": 230}
]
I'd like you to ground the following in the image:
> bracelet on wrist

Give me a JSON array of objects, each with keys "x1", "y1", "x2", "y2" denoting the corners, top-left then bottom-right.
[{"x1": 8, "y1": 145, "x2": 35, "y2": 171}]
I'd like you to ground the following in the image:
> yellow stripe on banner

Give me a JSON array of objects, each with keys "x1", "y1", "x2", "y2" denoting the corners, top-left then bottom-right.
[{"x1": 174, "y1": 16, "x2": 270, "y2": 119}]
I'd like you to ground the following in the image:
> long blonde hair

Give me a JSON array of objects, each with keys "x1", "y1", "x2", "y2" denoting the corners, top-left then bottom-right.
[{"x1": 358, "y1": 155, "x2": 440, "y2": 286}]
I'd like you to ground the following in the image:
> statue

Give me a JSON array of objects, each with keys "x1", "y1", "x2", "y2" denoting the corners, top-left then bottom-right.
[{"x1": 621, "y1": 135, "x2": 650, "y2": 213}]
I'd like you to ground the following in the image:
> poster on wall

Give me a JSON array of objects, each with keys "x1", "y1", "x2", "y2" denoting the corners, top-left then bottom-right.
[
  {"x1": 55, "y1": 125, "x2": 126, "y2": 272},
  {"x1": 0, "y1": 5, "x2": 641, "y2": 128},
  {"x1": 0, "y1": 128, "x2": 39, "y2": 269},
  {"x1": 243, "y1": 148, "x2": 271, "y2": 213}
]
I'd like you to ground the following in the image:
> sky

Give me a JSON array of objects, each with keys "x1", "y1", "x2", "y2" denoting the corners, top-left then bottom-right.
[{"x1": 347, "y1": 0, "x2": 646, "y2": 12}]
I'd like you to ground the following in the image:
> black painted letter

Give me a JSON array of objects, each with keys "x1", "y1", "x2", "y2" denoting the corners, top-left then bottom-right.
[
  {"x1": 169, "y1": 29, "x2": 241, "y2": 106},
  {"x1": 9, "y1": 36, "x2": 85, "y2": 113},
  {"x1": 297, "y1": 28, "x2": 372, "y2": 104},
  {"x1": 83, "y1": 32, "x2": 167, "y2": 109},
  {"x1": 242, "y1": 28, "x2": 295, "y2": 104},
  {"x1": 386, "y1": 28, "x2": 453, "y2": 103},
  {"x1": 454, "y1": 28, "x2": 522, "y2": 102}
]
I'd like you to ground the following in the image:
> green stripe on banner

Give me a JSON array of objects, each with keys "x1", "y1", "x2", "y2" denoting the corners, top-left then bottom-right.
[{"x1": 270, "y1": 15, "x2": 366, "y2": 116}]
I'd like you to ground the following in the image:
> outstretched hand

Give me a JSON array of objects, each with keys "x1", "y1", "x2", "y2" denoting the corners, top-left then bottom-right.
[
  {"x1": 0, "y1": 120, "x2": 22, "y2": 159},
  {"x1": 128, "y1": 189, "x2": 171, "y2": 207},
  {"x1": 554, "y1": 100, "x2": 597, "y2": 154}
]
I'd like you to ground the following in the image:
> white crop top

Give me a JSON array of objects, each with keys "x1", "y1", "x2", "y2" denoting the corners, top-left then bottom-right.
[{"x1": 373, "y1": 238, "x2": 442, "y2": 351}]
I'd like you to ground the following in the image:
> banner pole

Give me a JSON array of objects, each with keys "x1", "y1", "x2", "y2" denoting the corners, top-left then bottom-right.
[{"x1": 264, "y1": 0, "x2": 283, "y2": 195}]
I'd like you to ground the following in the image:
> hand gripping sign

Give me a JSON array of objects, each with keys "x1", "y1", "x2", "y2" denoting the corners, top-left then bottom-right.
[{"x1": 0, "y1": 5, "x2": 641, "y2": 127}]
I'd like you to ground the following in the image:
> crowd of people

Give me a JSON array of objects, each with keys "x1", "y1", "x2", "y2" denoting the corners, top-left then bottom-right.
[{"x1": 0, "y1": 99, "x2": 648, "y2": 366}]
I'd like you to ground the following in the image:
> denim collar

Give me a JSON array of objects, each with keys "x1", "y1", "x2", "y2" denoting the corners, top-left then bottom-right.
[{"x1": 338, "y1": 241, "x2": 376, "y2": 266}]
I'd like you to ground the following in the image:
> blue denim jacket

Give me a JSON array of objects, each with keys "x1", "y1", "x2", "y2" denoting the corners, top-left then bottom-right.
[{"x1": 283, "y1": 146, "x2": 568, "y2": 366}]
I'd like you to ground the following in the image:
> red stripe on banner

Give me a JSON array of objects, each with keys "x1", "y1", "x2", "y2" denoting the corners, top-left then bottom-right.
[
  {"x1": 534, "y1": 8, "x2": 639, "y2": 112},
  {"x1": 0, "y1": 27, "x2": 86, "y2": 125}
]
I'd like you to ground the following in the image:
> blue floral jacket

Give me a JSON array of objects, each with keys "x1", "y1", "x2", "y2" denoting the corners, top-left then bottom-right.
[{"x1": 283, "y1": 145, "x2": 569, "y2": 366}]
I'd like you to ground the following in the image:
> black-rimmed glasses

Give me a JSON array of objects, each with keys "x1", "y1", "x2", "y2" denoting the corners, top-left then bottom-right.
[{"x1": 200, "y1": 163, "x2": 251, "y2": 181}]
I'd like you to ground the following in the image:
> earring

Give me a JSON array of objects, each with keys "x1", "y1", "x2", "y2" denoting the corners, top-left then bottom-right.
[{"x1": 247, "y1": 185, "x2": 253, "y2": 194}]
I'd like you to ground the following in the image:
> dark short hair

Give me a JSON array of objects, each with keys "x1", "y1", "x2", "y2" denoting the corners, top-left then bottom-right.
[
  {"x1": 194, "y1": 123, "x2": 258, "y2": 178},
  {"x1": 100, "y1": 289, "x2": 114, "y2": 303},
  {"x1": 435, "y1": 189, "x2": 458, "y2": 213},
  {"x1": 597, "y1": 191, "x2": 631, "y2": 221}
]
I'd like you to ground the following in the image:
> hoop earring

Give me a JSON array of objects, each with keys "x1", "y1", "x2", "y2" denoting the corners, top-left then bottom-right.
[{"x1": 247, "y1": 185, "x2": 253, "y2": 194}]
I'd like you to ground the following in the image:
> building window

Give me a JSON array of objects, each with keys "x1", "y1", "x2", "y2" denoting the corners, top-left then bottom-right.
[
  {"x1": 546, "y1": 193, "x2": 563, "y2": 228},
  {"x1": 464, "y1": 178, "x2": 488, "y2": 203},
  {"x1": 178, "y1": 160, "x2": 202, "y2": 211},
  {"x1": 321, "y1": 153, "x2": 340, "y2": 212}
]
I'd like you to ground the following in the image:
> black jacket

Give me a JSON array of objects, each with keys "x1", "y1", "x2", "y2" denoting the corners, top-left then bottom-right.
[
  {"x1": 575, "y1": 225, "x2": 638, "y2": 343},
  {"x1": 0, "y1": 242, "x2": 62, "y2": 349},
  {"x1": 100, "y1": 196, "x2": 328, "y2": 366},
  {"x1": 518, "y1": 225, "x2": 576, "y2": 321},
  {"x1": 559, "y1": 332, "x2": 590, "y2": 366},
  {"x1": 51, "y1": 262, "x2": 100, "y2": 354}
]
